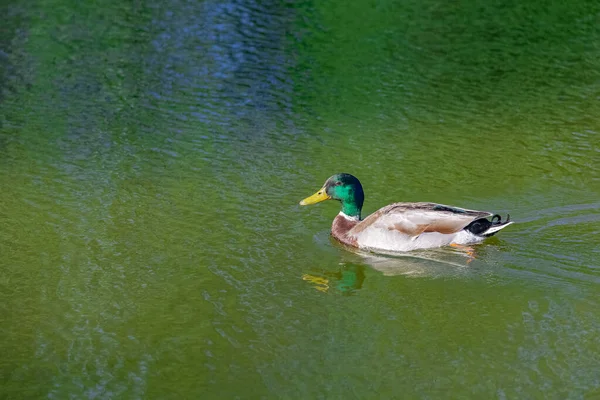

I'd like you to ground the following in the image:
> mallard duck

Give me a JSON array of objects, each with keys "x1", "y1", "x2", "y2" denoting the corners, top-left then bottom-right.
[{"x1": 300, "y1": 173, "x2": 513, "y2": 252}]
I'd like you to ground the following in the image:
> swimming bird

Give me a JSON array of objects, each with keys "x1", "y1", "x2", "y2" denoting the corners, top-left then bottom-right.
[{"x1": 299, "y1": 173, "x2": 513, "y2": 252}]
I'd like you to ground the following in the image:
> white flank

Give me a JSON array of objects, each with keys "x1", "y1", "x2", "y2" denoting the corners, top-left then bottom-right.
[{"x1": 354, "y1": 229, "x2": 484, "y2": 252}]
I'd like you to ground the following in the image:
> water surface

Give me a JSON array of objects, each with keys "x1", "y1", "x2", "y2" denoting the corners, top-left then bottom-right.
[{"x1": 1, "y1": 0, "x2": 600, "y2": 398}]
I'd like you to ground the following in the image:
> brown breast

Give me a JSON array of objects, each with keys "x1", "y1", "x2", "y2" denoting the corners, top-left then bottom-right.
[{"x1": 331, "y1": 214, "x2": 360, "y2": 247}]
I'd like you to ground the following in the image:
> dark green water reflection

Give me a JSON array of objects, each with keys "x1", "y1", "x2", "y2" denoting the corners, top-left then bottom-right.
[{"x1": 1, "y1": 0, "x2": 600, "y2": 398}]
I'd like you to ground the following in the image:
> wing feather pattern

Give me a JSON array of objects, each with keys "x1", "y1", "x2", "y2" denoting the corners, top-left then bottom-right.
[{"x1": 350, "y1": 202, "x2": 492, "y2": 237}]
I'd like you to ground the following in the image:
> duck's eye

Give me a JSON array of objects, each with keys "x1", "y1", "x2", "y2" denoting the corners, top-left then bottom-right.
[{"x1": 335, "y1": 181, "x2": 342, "y2": 186}]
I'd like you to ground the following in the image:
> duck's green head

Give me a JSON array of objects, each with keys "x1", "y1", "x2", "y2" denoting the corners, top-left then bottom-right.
[{"x1": 299, "y1": 173, "x2": 364, "y2": 218}]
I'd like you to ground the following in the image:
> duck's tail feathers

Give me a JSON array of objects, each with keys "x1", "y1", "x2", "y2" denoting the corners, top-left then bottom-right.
[
  {"x1": 464, "y1": 214, "x2": 514, "y2": 237},
  {"x1": 481, "y1": 214, "x2": 514, "y2": 237}
]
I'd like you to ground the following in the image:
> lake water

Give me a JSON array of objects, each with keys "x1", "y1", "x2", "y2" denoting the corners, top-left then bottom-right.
[{"x1": 1, "y1": 0, "x2": 600, "y2": 398}]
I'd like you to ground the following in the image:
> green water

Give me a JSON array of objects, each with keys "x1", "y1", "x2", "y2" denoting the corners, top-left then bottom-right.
[{"x1": 1, "y1": 0, "x2": 600, "y2": 398}]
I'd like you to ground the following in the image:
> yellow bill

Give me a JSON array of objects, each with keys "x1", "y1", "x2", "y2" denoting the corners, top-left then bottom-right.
[{"x1": 299, "y1": 187, "x2": 330, "y2": 205}]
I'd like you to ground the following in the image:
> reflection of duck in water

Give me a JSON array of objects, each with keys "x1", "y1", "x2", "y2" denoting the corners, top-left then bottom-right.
[
  {"x1": 302, "y1": 264, "x2": 365, "y2": 294},
  {"x1": 300, "y1": 173, "x2": 513, "y2": 253}
]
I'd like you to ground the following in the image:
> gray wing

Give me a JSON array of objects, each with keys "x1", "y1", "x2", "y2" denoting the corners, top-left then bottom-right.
[{"x1": 351, "y1": 202, "x2": 493, "y2": 236}]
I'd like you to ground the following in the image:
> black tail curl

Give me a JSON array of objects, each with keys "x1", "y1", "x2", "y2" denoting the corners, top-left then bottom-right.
[{"x1": 464, "y1": 214, "x2": 511, "y2": 236}]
